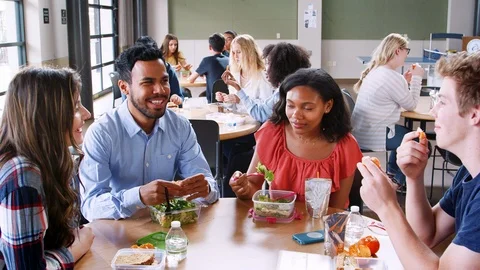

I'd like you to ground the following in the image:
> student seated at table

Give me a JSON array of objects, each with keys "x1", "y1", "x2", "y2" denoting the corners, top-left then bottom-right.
[
  {"x1": 133, "y1": 36, "x2": 183, "y2": 105},
  {"x1": 79, "y1": 45, "x2": 219, "y2": 221},
  {"x1": 358, "y1": 51, "x2": 480, "y2": 269},
  {"x1": 161, "y1": 33, "x2": 192, "y2": 72},
  {"x1": 188, "y1": 32, "x2": 229, "y2": 103},
  {"x1": 229, "y1": 68, "x2": 363, "y2": 209},
  {"x1": 222, "y1": 30, "x2": 237, "y2": 57},
  {"x1": 221, "y1": 42, "x2": 311, "y2": 122},
  {"x1": 216, "y1": 34, "x2": 275, "y2": 113},
  {"x1": 0, "y1": 67, "x2": 94, "y2": 269},
  {"x1": 351, "y1": 33, "x2": 425, "y2": 185}
]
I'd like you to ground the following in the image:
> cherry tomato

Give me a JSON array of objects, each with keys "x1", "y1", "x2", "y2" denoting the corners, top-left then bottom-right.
[{"x1": 359, "y1": 236, "x2": 380, "y2": 255}]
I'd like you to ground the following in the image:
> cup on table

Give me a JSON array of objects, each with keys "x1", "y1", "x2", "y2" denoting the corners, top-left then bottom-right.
[{"x1": 305, "y1": 178, "x2": 332, "y2": 218}]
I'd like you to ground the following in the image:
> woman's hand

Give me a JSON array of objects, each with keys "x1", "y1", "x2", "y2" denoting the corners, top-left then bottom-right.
[
  {"x1": 403, "y1": 70, "x2": 413, "y2": 83},
  {"x1": 69, "y1": 226, "x2": 95, "y2": 262},
  {"x1": 223, "y1": 94, "x2": 240, "y2": 104},
  {"x1": 396, "y1": 131, "x2": 429, "y2": 182},
  {"x1": 221, "y1": 70, "x2": 241, "y2": 91},
  {"x1": 215, "y1": 92, "x2": 226, "y2": 102},
  {"x1": 229, "y1": 171, "x2": 252, "y2": 199},
  {"x1": 184, "y1": 64, "x2": 193, "y2": 71},
  {"x1": 170, "y1": 94, "x2": 183, "y2": 105},
  {"x1": 174, "y1": 64, "x2": 182, "y2": 71},
  {"x1": 411, "y1": 65, "x2": 425, "y2": 77}
]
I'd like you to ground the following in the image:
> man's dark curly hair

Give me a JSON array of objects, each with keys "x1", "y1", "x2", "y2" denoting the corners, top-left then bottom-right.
[
  {"x1": 264, "y1": 42, "x2": 311, "y2": 88},
  {"x1": 270, "y1": 68, "x2": 351, "y2": 143},
  {"x1": 115, "y1": 45, "x2": 164, "y2": 84}
]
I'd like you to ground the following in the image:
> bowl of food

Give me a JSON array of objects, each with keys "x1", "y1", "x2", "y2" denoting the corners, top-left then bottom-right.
[
  {"x1": 149, "y1": 198, "x2": 201, "y2": 228},
  {"x1": 252, "y1": 190, "x2": 296, "y2": 219},
  {"x1": 111, "y1": 248, "x2": 165, "y2": 269}
]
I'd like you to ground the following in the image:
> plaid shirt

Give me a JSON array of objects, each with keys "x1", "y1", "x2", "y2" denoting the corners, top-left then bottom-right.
[{"x1": 0, "y1": 156, "x2": 74, "y2": 269}]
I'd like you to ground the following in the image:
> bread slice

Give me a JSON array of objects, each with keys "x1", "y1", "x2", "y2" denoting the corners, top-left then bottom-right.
[{"x1": 115, "y1": 253, "x2": 155, "y2": 265}]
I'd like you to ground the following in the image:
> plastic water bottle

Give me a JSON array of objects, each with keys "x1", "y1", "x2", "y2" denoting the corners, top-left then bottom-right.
[
  {"x1": 344, "y1": 206, "x2": 365, "y2": 248},
  {"x1": 165, "y1": 221, "x2": 188, "y2": 262}
]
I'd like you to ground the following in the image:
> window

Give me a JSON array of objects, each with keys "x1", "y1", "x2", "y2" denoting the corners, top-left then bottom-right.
[
  {"x1": 0, "y1": 0, "x2": 25, "y2": 97},
  {"x1": 88, "y1": 0, "x2": 118, "y2": 97}
]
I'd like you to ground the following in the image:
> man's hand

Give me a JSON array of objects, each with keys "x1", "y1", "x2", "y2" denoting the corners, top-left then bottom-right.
[
  {"x1": 357, "y1": 157, "x2": 399, "y2": 218},
  {"x1": 396, "y1": 131, "x2": 429, "y2": 181},
  {"x1": 221, "y1": 70, "x2": 241, "y2": 91},
  {"x1": 139, "y1": 180, "x2": 183, "y2": 206},
  {"x1": 176, "y1": 173, "x2": 210, "y2": 201},
  {"x1": 170, "y1": 94, "x2": 183, "y2": 105}
]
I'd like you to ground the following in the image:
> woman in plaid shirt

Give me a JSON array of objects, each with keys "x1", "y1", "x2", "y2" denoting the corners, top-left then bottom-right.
[{"x1": 0, "y1": 67, "x2": 94, "y2": 269}]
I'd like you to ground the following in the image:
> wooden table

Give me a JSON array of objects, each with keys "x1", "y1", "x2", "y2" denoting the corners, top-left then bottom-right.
[
  {"x1": 179, "y1": 77, "x2": 206, "y2": 88},
  {"x1": 401, "y1": 96, "x2": 435, "y2": 130},
  {"x1": 76, "y1": 199, "x2": 402, "y2": 270},
  {"x1": 173, "y1": 108, "x2": 261, "y2": 141}
]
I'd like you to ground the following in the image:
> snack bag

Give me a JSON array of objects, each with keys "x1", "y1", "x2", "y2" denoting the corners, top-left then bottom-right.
[{"x1": 323, "y1": 211, "x2": 349, "y2": 258}]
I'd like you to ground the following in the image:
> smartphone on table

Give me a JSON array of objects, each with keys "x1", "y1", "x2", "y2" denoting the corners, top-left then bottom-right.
[{"x1": 292, "y1": 230, "x2": 325, "y2": 245}]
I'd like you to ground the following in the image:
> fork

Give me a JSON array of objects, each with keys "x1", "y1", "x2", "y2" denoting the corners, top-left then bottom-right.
[{"x1": 164, "y1": 187, "x2": 172, "y2": 212}]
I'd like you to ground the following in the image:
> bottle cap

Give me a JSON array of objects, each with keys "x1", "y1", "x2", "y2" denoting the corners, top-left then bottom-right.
[
  {"x1": 171, "y1": 221, "x2": 181, "y2": 228},
  {"x1": 350, "y1": 206, "x2": 360, "y2": 212}
]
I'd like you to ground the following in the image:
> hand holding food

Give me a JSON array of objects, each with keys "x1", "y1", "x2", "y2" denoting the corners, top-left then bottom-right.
[
  {"x1": 396, "y1": 130, "x2": 429, "y2": 181},
  {"x1": 358, "y1": 156, "x2": 398, "y2": 216},
  {"x1": 411, "y1": 63, "x2": 425, "y2": 77}
]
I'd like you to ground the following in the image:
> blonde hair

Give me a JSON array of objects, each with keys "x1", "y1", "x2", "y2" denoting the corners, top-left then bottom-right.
[
  {"x1": 229, "y1": 34, "x2": 265, "y2": 79},
  {"x1": 354, "y1": 33, "x2": 408, "y2": 92}
]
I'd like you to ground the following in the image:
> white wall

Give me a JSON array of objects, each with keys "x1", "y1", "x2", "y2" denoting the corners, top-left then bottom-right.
[
  {"x1": 146, "y1": 0, "x2": 169, "y2": 46},
  {"x1": 24, "y1": 0, "x2": 68, "y2": 65}
]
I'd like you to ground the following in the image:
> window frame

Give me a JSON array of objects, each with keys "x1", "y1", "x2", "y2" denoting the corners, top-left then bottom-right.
[
  {"x1": 88, "y1": 0, "x2": 118, "y2": 99},
  {"x1": 0, "y1": 0, "x2": 26, "y2": 96}
]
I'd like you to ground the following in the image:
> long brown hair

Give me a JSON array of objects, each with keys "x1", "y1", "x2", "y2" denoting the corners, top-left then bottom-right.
[
  {"x1": 0, "y1": 67, "x2": 82, "y2": 249},
  {"x1": 354, "y1": 33, "x2": 408, "y2": 92},
  {"x1": 160, "y1": 34, "x2": 180, "y2": 63}
]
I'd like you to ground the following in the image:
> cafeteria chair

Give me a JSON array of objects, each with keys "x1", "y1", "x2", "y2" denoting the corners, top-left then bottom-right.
[
  {"x1": 212, "y1": 79, "x2": 229, "y2": 103},
  {"x1": 109, "y1": 71, "x2": 123, "y2": 108},
  {"x1": 189, "y1": 119, "x2": 223, "y2": 196},
  {"x1": 429, "y1": 146, "x2": 462, "y2": 201},
  {"x1": 341, "y1": 88, "x2": 355, "y2": 117}
]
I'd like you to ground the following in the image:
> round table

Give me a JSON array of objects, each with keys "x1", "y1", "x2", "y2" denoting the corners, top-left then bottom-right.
[{"x1": 75, "y1": 198, "x2": 402, "y2": 270}]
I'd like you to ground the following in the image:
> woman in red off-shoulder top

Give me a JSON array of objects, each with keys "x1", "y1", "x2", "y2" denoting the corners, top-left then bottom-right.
[{"x1": 229, "y1": 68, "x2": 363, "y2": 209}]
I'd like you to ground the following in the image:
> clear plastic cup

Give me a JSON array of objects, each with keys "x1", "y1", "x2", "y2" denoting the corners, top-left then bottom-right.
[{"x1": 305, "y1": 178, "x2": 332, "y2": 218}]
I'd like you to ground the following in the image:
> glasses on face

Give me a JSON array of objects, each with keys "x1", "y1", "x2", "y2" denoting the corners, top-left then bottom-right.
[{"x1": 404, "y1": 48, "x2": 411, "y2": 55}]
